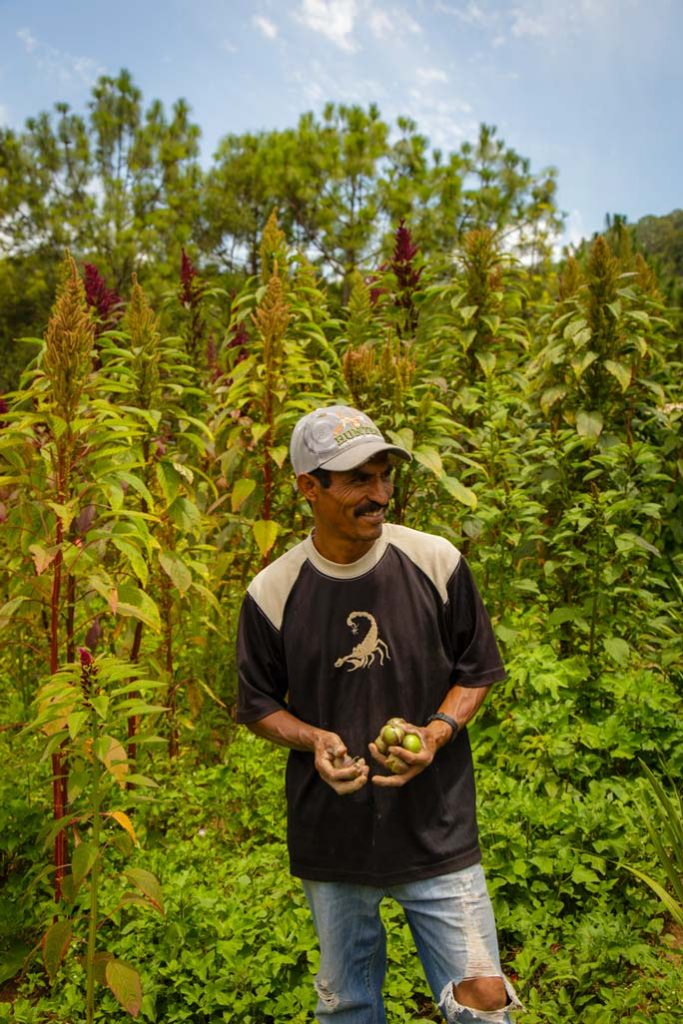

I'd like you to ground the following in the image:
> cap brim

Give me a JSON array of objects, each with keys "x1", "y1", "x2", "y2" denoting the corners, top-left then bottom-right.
[{"x1": 318, "y1": 440, "x2": 411, "y2": 472}]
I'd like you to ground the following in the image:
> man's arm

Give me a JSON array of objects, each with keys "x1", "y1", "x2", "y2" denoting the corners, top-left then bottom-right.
[
  {"x1": 246, "y1": 709, "x2": 369, "y2": 795},
  {"x1": 370, "y1": 682, "x2": 492, "y2": 788}
]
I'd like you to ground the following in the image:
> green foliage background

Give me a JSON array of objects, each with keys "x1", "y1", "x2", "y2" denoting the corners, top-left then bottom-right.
[{"x1": 0, "y1": 71, "x2": 681, "y2": 1023}]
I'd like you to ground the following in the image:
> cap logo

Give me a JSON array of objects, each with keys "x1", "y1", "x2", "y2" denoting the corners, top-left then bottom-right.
[{"x1": 334, "y1": 423, "x2": 383, "y2": 446}]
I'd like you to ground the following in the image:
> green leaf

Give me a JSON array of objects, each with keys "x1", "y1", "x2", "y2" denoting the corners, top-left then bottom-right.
[
  {"x1": 252, "y1": 519, "x2": 279, "y2": 557},
  {"x1": 604, "y1": 636, "x2": 630, "y2": 666},
  {"x1": 123, "y1": 868, "x2": 165, "y2": 915},
  {"x1": 72, "y1": 842, "x2": 98, "y2": 891},
  {"x1": 105, "y1": 959, "x2": 143, "y2": 1018},
  {"x1": 413, "y1": 447, "x2": 443, "y2": 478},
  {"x1": 0, "y1": 595, "x2": 28, "y2": 630},
  {"x1": 168, "y1": 496, "x2": 201, "y2": 534},
  {"x1": 42, "y1": 920, "x2": 72, "y2": 979},
  {"x1": 67, "y1": 711, "x2": 89, "y2": 740},
  {"x1": 116, "y1": 584, "x2": 161, "y2": 632},
  {"x1": 576, "y1": 410, "x2": 603, "y2": 439},
  {"x1": 604, "y1": 359, "x2": 632, "y2": 392},
  {"x1": 156, "y1": 461, "x2": 182, "y2": 505},
  {"x1": 459, "y1": 304, "x2": 478, "y2": 324},
  {"x1": 231, "y1": 478, "x2": 256, "y2": 513},
  {"x1": 441, "y1": 476, "x2": 477, "y2": 509},
  {"x1": 540, "y1": 386, "x2": 567, "y2": 414},
  {"x1": 158, "y1": 551, "x2": 192, "y2": 596},
  {"x1": 475, "y1": 351, "x2": 496, "y2": 378}
]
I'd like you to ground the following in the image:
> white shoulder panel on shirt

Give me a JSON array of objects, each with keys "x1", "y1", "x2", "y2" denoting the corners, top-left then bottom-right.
[
  {"x1": 383, "y1": 523, "x2": 461, "y2": 604},
  {"x1": 247, "y1": 539, "x2": 309, "y2": 632}
]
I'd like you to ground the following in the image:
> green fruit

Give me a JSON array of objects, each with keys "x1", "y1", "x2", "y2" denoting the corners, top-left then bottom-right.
[
  {"x1": 374, "y1": 734, "x2": 388, "y2": 755},
  {"x1": 382, "y1": 724, "x2": 404, "y2": 747},
  {"x1": 401, "y1": 733, "x2": 422, "y2": 754}
]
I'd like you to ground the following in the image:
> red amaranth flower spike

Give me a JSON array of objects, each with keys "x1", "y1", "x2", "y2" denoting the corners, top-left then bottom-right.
[
  {"x1": 83, "y1": 263, "x2": 122, "y2": 331},
  {"x1": 391, "y1": 220, "x2": 422, "y2": 292},
  {"x1": 179, "y1": 248, "x2": 204, "y2": 308},
  {"x1": 78, "y1": 646, "x2": 94, "y2": 667}
]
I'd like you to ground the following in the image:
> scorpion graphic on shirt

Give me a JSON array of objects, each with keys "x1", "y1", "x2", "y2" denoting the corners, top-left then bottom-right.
[{"x1": 334, "y1": 611, "x2": 390, "y2": 672}]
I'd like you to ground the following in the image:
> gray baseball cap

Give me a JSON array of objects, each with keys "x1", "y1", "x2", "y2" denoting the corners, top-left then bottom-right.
[{"x1": 290, "y1": 405, "x2": 411, "y2": 476}]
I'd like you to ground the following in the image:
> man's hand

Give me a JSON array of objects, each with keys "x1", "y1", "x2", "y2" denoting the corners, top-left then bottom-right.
[
  {"x1": 369, "y1": 723, "x2": 439, "y2": 787},
  {"x1": 313, "y1": 730, "x2": 369, "y2": 795}
]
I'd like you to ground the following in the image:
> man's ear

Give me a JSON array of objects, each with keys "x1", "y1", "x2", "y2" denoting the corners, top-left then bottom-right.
[{"x1": 297, "y1": 473, "x2": 318, "y2": 504}]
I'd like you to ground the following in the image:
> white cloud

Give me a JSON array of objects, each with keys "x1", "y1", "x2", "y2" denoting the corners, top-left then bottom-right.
[
  {"x1": 222, "y1": 39, "x2": 238, "y2": 53},
  {"x1": 17, "y1": 28, "x2": 38, "y2": 53},
  {"x1": 416, "y1": 67, "x2": 449, "y2": 85},
  {"x1": 253, "y1": 15, "x2": 278, "y2": 39},
  {"x1": 17, "y1": 28, "x2": 104, "y2": 85},
  {"x1": 293, "y1": 0, "x2": 359, "y2": 52},
  {"x1": 369, "y1": 7, "x2": 423, "y2": 39}
]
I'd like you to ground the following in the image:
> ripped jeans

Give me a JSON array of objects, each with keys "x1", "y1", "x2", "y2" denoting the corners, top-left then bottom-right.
[{"x1": 302, "y1": 864, "x2": 522, "y2": 1024}]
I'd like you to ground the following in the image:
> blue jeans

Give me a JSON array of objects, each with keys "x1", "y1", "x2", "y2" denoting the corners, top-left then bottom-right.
[{"x1": 302, "y1": 863, "x2": 522, "y2": 1024}]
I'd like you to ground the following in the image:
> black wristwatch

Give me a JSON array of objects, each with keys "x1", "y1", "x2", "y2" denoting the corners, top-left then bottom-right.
[{"x1": 426, "y1": 712, "x2": 461, "y2": 741}]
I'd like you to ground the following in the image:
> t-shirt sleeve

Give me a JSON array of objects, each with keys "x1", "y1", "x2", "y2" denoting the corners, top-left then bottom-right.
[
  {"x1": 236, "y1": 592, "x2": 289, "y2": 723},
  {"x1": 446, "y1": 558, "x2": 506, "y2": 687}
]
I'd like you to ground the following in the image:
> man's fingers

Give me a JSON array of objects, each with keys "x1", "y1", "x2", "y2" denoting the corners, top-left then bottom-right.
[{"x1": 372, "y1": 768, "x2": 419, "y2": 787}]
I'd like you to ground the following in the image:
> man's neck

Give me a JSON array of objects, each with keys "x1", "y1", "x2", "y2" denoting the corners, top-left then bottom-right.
[{"x1": 311, "y1": 529, "x2": 379, "y2": 565}]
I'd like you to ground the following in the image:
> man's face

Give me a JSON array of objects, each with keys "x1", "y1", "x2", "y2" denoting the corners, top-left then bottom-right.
[{"x1": 305, "y1": 453, "x2": 395, "y2": 550}]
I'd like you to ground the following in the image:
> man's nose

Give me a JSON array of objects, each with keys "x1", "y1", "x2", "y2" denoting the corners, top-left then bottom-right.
[{"x1": 367, "y1": 475, "x2": 392, "y2": 503}]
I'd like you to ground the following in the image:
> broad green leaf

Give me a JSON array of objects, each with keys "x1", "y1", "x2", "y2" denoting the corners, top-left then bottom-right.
[
  {"x1": 231, "y1": 478, "x2": 256, "y2": 513},
  {"x1": 0, "y1": 596, "x2": 28, "y2": 630},
  {"x1": 253, "y1": 519, "x2": 279, "y2": 557},
  {"x1": 106, "y1": 959, "x2": 143, "y2": 1018},
  {"x1": 42, "y1": 920, "x2": 72, "y2": 979},
  {"x1": 540, "y1": 386, "x2": 567, "y2": 414},
  {"x1": 604, "y1": 636, "x2": 630, "y2": 665},
  {"x1": 67, "y1": 711, "x2": 88, "y2": 740},
  {"x1": 271, "y1": 446, "x2": 289, "y2": 469},
  {"x1": 72, "y1": 841, "x2": 98, "y2": 890},
  {"x1": 156, "y1": 461, "x2": 182, "y2": 504},
  {"x1": 604, "y1": 359, "x2": 632, "y2": 392},
  {"x1": 116, "y1": 584, "x2": 161, "y2": 632},
  {"x1": 441, "y1": 476, "x2": 477, "y2": 509},
  {"x1": 475, "y1": 351, "x2": 496, "y2": 378},
  {"x1": 576, "y1": 410, "x2": 603, "y2": 439},
  {"x1": 571, "y1": 351, "x2": 598, "y2": 379},
  {"x1": 459, "y1": 304, "x2": 478, "y2": 324},
  {"x1": 251, "y1": 423, "x2": 270, "y2": 444},
  {"x1": 111, "y1": 538, "x2": 149, "y2": 587},
  {"x1": 386, "y1": 427, "x2": 414, "y2": 452},
  {"x1": 414, "y1": 447, "x2": 443, "y2": 478},
  {"x1": 159, "y1": 551, "x2": 192, "y2": 596},
  {"x1": 123, "y1": 868, "x2": 164, "y2": 915},
  {"x1": 168, "y1": 497, "x2": 201, "y2": 534}
]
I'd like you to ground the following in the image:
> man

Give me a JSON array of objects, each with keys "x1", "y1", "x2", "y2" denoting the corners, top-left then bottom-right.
[{"x1": 237, "y1": 405, "x2": 522, "y2": 1024}]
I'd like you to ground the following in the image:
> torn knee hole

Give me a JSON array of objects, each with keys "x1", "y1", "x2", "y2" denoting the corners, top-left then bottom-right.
[
  {"x1": 314, "y1": 977, "x2": 340, "y2": 1010},
  {"x1": 453, "y1": 975, "x2": 507, "y2": 1012}
]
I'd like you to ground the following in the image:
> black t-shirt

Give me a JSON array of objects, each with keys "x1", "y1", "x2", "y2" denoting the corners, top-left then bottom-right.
[{"x1": 236, "y1": 523, "x2": 505, "y2": 885}]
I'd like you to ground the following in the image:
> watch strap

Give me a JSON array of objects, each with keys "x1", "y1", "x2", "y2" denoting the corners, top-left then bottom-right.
[{"x1": 426, "y1": 712, "x2": 460, "y2": 741}]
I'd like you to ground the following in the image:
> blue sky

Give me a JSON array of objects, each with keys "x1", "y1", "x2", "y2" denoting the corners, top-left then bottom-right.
[{"x1": 1, "y1": 0, "x2": 681, "y2": 248}]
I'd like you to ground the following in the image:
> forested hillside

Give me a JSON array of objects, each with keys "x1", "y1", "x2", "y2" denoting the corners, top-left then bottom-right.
[{"x1": 0, "y1": 71, "x2": 681, "y2": 1024}]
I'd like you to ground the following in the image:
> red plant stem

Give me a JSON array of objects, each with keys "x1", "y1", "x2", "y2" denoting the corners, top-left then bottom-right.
[{"x1": 66, "y1": 573, "x2": 76, "y2": 664}]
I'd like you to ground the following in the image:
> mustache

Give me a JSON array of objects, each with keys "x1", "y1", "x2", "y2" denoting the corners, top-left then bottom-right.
[{"x1": 354, "y1": 501, "x2": 388, "y2": 517}]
